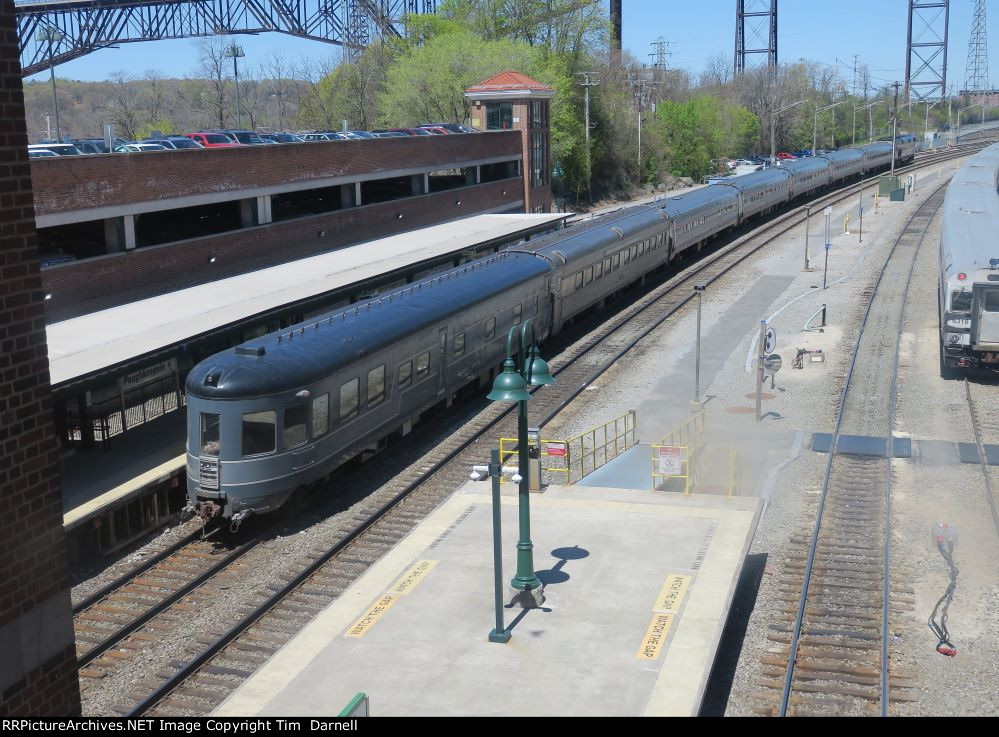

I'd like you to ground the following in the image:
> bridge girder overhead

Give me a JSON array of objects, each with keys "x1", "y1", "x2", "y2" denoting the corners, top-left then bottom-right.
[{"x1": 14, "y1": 0, "x2": 436, "y2": 77}]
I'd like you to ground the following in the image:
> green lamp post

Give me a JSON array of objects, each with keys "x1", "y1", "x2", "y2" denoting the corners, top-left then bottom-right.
[{"x1": 488, "y1": 319, "x2": 555, "y2": 602}]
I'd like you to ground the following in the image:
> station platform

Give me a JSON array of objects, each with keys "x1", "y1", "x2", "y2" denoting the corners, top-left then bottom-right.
[
  {"x1": 61, "y1": 411, "x2": 185, "y2": 531},
  {"x1": 214, "y1": 483, "x2": 760, "y2": 717},
  {"x1": 47, "y1": 212, "x2": 568, "y2": 388}
]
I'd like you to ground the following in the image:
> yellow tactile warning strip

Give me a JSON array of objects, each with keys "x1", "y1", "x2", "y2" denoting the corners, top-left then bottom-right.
[
  {"x1": 637, "y1": 574, "x2": 692, "y2": 660},
  {"x1": 637, "y1": 613, "x2": 674, "y2": 661},
  {"x1": 654, "y1": 574, "x2": 692, "y2": 614},
  {"x1": 344, "y1": 560, "x2": 439, "y2": 638},
  {"x1": 389, "y1": 559, "x2": 439, "y2": 595},
  {"x1": 344, "y1": 594, "x2": 399, "y2": 638}
]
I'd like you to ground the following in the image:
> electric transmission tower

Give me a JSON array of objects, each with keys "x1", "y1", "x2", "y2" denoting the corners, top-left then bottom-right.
[
  {"x1": 964, "y1": 0, "x2": 989, "y2": 93},
  {"x1": 649, "y1": 37, "x2": 672, "y2": 70},
  {"x1": 734, "y1": 0, "x2": 777, "y2": 76}
]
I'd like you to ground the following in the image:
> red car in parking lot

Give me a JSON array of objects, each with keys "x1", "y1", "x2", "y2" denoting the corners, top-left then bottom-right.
[{"x1": 184, "y1": 132, "x2": 243, "y2": 148}]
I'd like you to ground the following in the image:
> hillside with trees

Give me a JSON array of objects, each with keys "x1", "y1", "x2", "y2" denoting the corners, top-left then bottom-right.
[{"x1": 23, "y1": 0, "x2": 958, "y2": 203}]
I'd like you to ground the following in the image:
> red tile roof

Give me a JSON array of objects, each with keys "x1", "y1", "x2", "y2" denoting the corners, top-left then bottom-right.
[{"x1": 465, "y1": 70, "x2": 554, "y2": 94}]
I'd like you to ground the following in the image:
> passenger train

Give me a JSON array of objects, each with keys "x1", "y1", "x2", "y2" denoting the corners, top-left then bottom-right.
[
  {"x1": 939, "y1": 142, "x2": 999, "y2": 376},
  {"x1": 185, "y1": 138, "x2": 917, "y2": 524}
]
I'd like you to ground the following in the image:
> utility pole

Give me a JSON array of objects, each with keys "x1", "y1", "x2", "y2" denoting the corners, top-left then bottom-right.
[
  {"x1": 225, "y1": 44, "x2": 246, "y2": 129},
  {"x1": 853, "y1": 54, "x2": 859, "y2": 97},
  {"x1": 632, "y1": 75, "x2": 661, "y2": 176},
  {"x1": 577, "y1": 72, "x2": 600, "y2": 202},
  {"x1": 891, "y1": 81, "x2": 900, "y2": 176}
]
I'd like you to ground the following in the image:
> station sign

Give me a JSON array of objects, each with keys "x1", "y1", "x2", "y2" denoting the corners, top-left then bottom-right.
[
  {"x1": 544, "y1": 442, "x2": 568, "y2": 458},
  {"x1": 656, "y1": 446, "x2": 682, "y2": 476},
  {"x1": 119, "y1": 358, "x2": 177, "y2": 392}
]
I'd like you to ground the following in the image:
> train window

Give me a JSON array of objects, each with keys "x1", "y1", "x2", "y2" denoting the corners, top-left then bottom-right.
[
  {"x1": 603, "y1": 258, "x2": 611, "y2": 273},
  {"x1": 594, "y1": 262, "x2": 602, "y2": 278},
  {"x1": 283, "y1": 405, "x2": 308, "y2": 449},
  {"x1": 340, "y1": 379, "x2": 359, "y2": 422},
  {"x1": 534, "y1": 295, "x2": 539, "y2": 314},
  {"x1": 486, "y1": 317, "x2": 496, "y2": 340},
  {"x1": 313, "y1": 394, "x2": 329, "y2": 437},
  {"x1": 200, "y1": 413, "x2": 220, "y2": 457},
  {"x1": 454, "y1": 333, "x2": 465, "y2": 358},
  {"x1": 416, "y1": 351, "x2": 431, "y2": 379},
  {"x1": 631, "y1": 245, "x2": 638, "y2": 259},
  {"x1": 513, "y1": 304, "x2": 522, "y2": 324},
  {"x1": 575, "y1": 272, "x2": 583, "y2": 289},
  {"x1": 399, "y1": 361, "x2": 413, "y2": 390},
  {"x1": 951, "y1": 291, "x2": 972, "y2": 312},
  {"x1": 623, "y1": 250, "x2": 631, "y2": 264},
  {"x1": 242, "y1": 411, "x2": 276, "y2": 456},
  {"x1": 584, "y1": 267, "x2": 593, "y2": 284},
  {"x1": 367, "y1": 365, "x2": 385, "y2": 407},
  {"x1": 614, "y1": 254, "x2": 621, "y2": 269},
  {"x1": 986, "y1": 292, "x2": 999, "y2": 312}
]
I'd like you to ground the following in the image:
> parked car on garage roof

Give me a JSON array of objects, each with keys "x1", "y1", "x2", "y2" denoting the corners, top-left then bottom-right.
[{"x1": 29, "y1": 143, "x2": 83, "y2": 156}]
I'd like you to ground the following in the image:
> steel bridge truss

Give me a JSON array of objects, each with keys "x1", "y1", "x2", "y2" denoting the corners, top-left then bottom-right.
[
  {"x1": 734, "y1": 0, "x2": 776, "y2": 76},
  {"x1": 14, "y1": 0, "x2": 437, "y2": 77},
  {"x1": 905, "y1": 0, "x2": 950, "y2": 104}
]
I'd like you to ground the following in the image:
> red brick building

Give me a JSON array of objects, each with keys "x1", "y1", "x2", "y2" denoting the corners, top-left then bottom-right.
[
  {"x1": 0, "y1": 0, "x2": 81, "y2": 716},
  {"x1": 466, "y1": 71, "x2": 554, "y2": 213}
]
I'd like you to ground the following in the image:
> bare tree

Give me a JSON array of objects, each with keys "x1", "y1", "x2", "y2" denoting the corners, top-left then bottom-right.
[
  {"x1": 102, "y1": 71, "x2": 140, "y2": 140},
  {"x1": 196, "y1": 37, "x2": 230, "y2": 128},
  {"x1": 700, "y1": 54, "x2": 732, "y2": 88},
  {"x1": 262, "y1": 50, "x2": 293, "y2": 131}
]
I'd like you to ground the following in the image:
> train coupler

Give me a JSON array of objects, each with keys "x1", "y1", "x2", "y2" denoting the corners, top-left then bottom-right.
[
  {"x1": 230, "y1": 509, "x2": 253, "y2": 533},
  {"x1": 195, "y1": 500, "x2": 225, "y2": 523}
]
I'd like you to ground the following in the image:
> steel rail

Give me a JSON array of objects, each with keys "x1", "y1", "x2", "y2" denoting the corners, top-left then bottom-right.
[
  {"x1": 77, "y1": 538, "x2": 261, "y2": 668},
  {"x1": 72, "y1": 526, "x2": 211, "y2": 615},
  {"x1": 124, "y1": 147, "x2": 983, "y2": 716},
  {"x1": 778, "y1": 181, "x2": 949, "y2": 716},
  {"x1": 964, "y1": 379, "x2": 999, "y2": 539}
]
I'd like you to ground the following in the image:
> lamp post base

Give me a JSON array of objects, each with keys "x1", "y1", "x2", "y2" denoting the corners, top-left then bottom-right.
[
  {"x1": 510, "y1": 586, "x2": 546, "y2": 609},
  {"x1": 488, "y1": 628, "x2": 512, "y2": 643}
]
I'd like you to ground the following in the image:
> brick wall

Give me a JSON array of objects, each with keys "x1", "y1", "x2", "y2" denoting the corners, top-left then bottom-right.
[
  {"x1": 0, "y1": 0, "x2": 80, "y2": 715},
  {"x1": 30, "y1": 131, "x2": 523, "y2": 217},
  {"x1": 43, "y1": 179, "x2": 522, "y2": 322}
]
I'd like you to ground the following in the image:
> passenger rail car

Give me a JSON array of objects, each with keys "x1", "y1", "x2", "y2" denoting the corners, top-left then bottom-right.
[
  {"x1": 939, "y1": 143, "x2": 999, "y2": 375},
  {"x1": 185, "y1": 137, "x2": 918, "y2": 522}
]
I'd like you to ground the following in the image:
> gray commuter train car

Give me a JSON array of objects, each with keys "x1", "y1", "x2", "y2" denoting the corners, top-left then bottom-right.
[
  {"x1": 820, "y1": 148, "x2": 865, "y2": 181},
  {"x1": 939, "y1": 143, "x2": 999, "y2": 374},
  {"x1": 782, "y1": 157, "x2": 831, "y2": 199},
  {"x1": 185, "y1": 253, "x2": 551, "y2": 524},
  {"x1": 716, "y1": 167, "x2": 791, "y2": 220},
  {"x1": 535, "y1": 205, "x2": 670, "y2": 331},
  {"x1": 661, "y1": 185, "x2": 740, "y2": 257}
]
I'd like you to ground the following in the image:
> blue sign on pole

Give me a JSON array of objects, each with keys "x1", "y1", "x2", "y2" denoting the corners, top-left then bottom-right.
[{"x1": 825, "y1": 243, "x2": 831, "y2": 251}]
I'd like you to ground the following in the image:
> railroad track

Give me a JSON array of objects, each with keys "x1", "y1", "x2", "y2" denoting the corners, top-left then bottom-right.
[
  {"x1": 760, "y1": 181, "x2": 950, "y2": 717},
  {"x1": 72, "y1": 144, "x2": 984, "y2": 716},
  {"x1": 963, "y1": 379, "x2": 999, "y2": 539}
]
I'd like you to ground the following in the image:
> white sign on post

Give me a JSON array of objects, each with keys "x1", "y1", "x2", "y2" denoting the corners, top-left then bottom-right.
[{"x1": 657, "y1": 446, "x2": 682, "y2": 476}]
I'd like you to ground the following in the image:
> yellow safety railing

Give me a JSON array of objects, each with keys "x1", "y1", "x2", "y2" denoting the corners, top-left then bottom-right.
[
  {"x1": 500, "y1": 410, "x2": 637, "y2": 486},
  {"x1": 727, "y1": 448, "x2": 741, "y2": 499},
  {"x1": 651, "y1": 412, "x2": 705, "y2": 495}
]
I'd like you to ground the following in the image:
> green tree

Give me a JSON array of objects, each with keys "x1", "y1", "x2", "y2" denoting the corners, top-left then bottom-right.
[{"x1": 378, "y1": 31, "x2": 528, "y2": 126}]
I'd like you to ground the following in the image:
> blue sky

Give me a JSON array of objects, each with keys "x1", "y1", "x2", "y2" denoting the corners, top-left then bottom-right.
[{"x1": 23, "y1": 0, "x2": 995, "y2": 93}]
